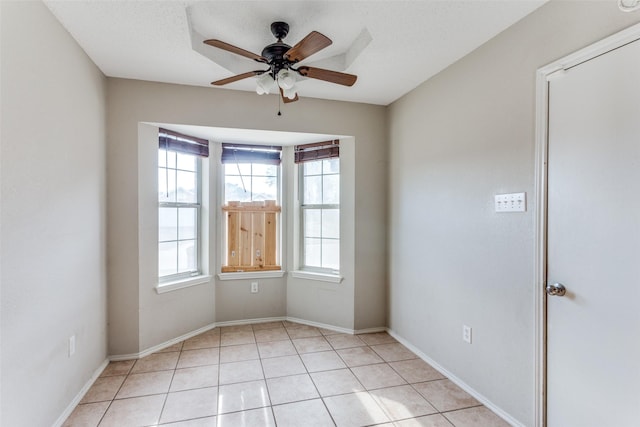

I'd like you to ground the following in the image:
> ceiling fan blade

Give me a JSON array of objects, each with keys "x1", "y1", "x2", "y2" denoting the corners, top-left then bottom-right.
[
  {"x1": 204, "y1": 39, "x2": 268, "y2": 63},
  {"x1": 280, "y1": 87, "x2": 299, "y2": 103},
  {"x1": 284, "y1": 31, "x2": 332, "y2": 63},
  {"x1": 211, "y1": 71, "x2": 264, "y2": 86},
  {"x1": 297, "y1": 66, "x2": 357, "y2": 87}
]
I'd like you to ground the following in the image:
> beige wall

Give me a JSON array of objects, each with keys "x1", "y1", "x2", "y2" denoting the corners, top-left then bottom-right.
[
  {"x1": 387, "y1": 1, "x2": 640, "y2": 425},
  {"x1": 107, "y1": 78, "x2": 387, "y2": 354},
  {"x1": 0, "y1": 2, "x2": 107, "y2": 425}
]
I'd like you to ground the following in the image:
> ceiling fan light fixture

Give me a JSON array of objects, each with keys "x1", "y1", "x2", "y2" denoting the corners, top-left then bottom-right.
[
  {"x1": 619, "y1": 0, "x2": 640, "y2": 11},
  {"x1": 283, "y1": 87, "x2": 297, "y2": 100},
  {"x1": 277, "y1": 69, "x2": 296, "y2": 90},
  {"x1": 256, "y1": 73, "x2": 276, "y2": 95}
]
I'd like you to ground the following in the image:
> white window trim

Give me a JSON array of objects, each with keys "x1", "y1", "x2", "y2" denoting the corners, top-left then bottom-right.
[
  {"x1": 155, "y1": 275, "x2": 212, "y2": 294},
  {"x1": 217, "y1": 271, "x2": 286, "y2": 281},
  {"x1": 158, "y1": 150, "x2": 203, "y2": 281},
  {"x1": 220, "y1": 148, "x2": 283, "y2": 273},
  {"x1": 298, "y1": 159, "x2": 340, "y2": 275},
  {"x1": 290, "y1": 270, "x2": 343, "y2": 283}
]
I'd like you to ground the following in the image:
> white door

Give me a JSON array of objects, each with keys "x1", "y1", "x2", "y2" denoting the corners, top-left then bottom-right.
[{"x1": 546, "y1": 39, "x2": 640, "y2": 426}]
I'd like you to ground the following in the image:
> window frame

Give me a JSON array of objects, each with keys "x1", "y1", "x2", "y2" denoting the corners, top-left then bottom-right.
[
  {"x1": 220, "y1": 144, "x2": 283, "y2": 273},
  {"x1": 222, "y1": 161, "x2": 281, "y2": 205},
  {"x1": 298, "y1": 158, "x2": 340, "y2": 275},
  {"x1": 158, "y1": 149, "x2": 203, "y2": 283}
]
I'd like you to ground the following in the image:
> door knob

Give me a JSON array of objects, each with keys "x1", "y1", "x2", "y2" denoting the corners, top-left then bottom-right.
[{"x1": 546, "y1": 282, "x2": 566, "y2": 296}]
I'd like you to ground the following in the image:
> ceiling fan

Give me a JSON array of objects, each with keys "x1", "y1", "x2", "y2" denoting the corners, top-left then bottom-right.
[{"x1": 204, "y1": 21, "x2": 357, "y2": 103}]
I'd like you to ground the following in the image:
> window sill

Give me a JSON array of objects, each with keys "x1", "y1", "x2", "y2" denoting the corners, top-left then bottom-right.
[
  {"x1": 155, "y1": 275, "x2": 212, "y2": 294},
  {"x1": 290, "y1": 270, "x2": 343, "y2": 283},
  {"x1": 217, "y1": 271, "x2": 286, "y2": 281}
]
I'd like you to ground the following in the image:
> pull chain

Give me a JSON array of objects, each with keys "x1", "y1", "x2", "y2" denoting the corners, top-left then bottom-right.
[{"x1": 277, "y1": 91, "x2": 282, "y2": 116}]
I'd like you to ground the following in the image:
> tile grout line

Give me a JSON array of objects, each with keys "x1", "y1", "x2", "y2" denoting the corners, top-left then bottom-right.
[{"x1": 292, "y1": 325, "x2": 338, "y2": 427}]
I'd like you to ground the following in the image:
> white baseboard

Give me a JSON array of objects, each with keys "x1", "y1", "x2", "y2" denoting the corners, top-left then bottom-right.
[
  {"x1": 354, "y1": 326, "x2": 387, "y2": 334},
  {"x1": 109, "y1": 322, "x2": 216, "y2": 361},
  {"x1": 285, "y1": 316, "x2": 354, "y2": 334},
  {"x1": 215, "y1": 316, "x2": 287, "y2": 328},
  {"x1": 386, "y1": 328, "x2": 523, "y2": 427},
  {"x1": 52, "y1": 358, "x2": 110, "y2": 427}
]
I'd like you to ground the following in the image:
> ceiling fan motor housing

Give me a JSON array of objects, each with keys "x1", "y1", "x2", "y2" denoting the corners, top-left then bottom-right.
[
  {"x1": 263, "y1": 22, "x2": 293, "y2": 77},
  {"x1": 262, "y1": 42, "x2": 292, "y2": 75}
]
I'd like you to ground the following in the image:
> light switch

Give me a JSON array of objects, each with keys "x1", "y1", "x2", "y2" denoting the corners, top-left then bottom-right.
[{"x1": 495, "y1": 192, "x2": 526, "y2": 212}]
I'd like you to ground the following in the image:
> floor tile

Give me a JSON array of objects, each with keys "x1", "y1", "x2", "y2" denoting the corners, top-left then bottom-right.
[
  {"x1": 116, "y1": 370, "x2": 173, "y2": 399},
  {"x1": 159, "y1": 416, "x2": 216, "y2": 426},
  {"x1": 266, "y1": 373, "x2": 319, "y2": 404},
  {"x1": 219, "y1": 343, "x2": 259, "y2": 363},
  {"x1": 318, "y1": 327, "x2": 344, "y2": 336},
  {"x1": 325, "y1": 334, "x2": 366, "y2": 349},
  {"x1": 286, "y1": 325, "x2": 322, "y2": 339},
  {"x1": 337, "y1": 346, "x2": 384, "y2": 367},
  {"x1": 218, "y1": 359, "x2": 264, "y2": 385},
  {"x1": 170, "y1": 365, "x2": 218, "y2": 391},
  {"x1": 257, "y1": 339, "x2": 297, "y2": 358},
  {"x1": 62, "y1": 401, "x2": 109, "y2": 427},
  {"x1": 369, "y1": 385, "x2": 438, "y2": 421},
  {"x1": 272, "y1": 399, "x2": 335, "y2": 427},
  {"x1": 324, "y1": 391, "x2": 390, "y2": 427},
  {"x1": 220, "y1": 324, "x2": 253, "y2": 333},
  {"x1": 182, "y1": 333, "x2": 220, "y2": 351},
  {"x1": 371, "y1": 343, "x2": 417, "y2": 362},
  {"x1": 310, "y1": 368, "x2": 364, "y2": 396},
  {"x1": 357, "y1": 332, "x2": 397, "y2": 345},
  {"x1": 220, "y1": 330, "x2": 255, "y2": 346},
  {"x1": 395, "y1": 414, "x2": 455, "y2": 427},
  {"x1": 80, "y1": 375, "x2": 126, "y2": 403},
  {"x1": 282, "y1": 320, "x2": 302, "y2": 328},
  {"x1": 251, "y1": 321, "x2": 285, "y2": 331},
  {"x1": 160, "y1": 387, "x2": 218, "y2": 424},
  {"x1": 413, "y1": 379, "x2": 480, "y2": 412},
  {"x1": 216, "y1": 407, "x2": 275, "y2": 427},
  {"x1": 157, "y1": 342, "x2": 184, "y2": 353},
  {"x1": 261, "y1": 354, "x2": 307, "y2": 378},
  {"x1": 389, "y1": 359, "x2": 445, "y2": 383},
  {"x1": 351, "y1": 363, "x2": 407, "y2": 390},
  {"x1": 66, "y1": 320, "x2": 501, "y2": 427},
  {"x1": 177, "y1": 347, "x2": 219, "y2": 369},
  {"x1": 442, "y1": 406, "x2": 511, "y2": 427},
  {"x1": 292, "y1": 336, "x2": 332, "y2": 353},
  {"x1": 301, "y1": 350, "x2": 347, "y2": 372},
  {"x1": 98, "y1": 394, "x2": 165, "y2": 427},
  {"x1": 130, "y1": 352, "x2": 180, "y2": 373},
  {"x1": 217, "y1": 380, "x2": 270, "y2": 414},
  {"x1": 254, "y1": 327, "x2": 290, "y2": 342},
  {"x1": 100, "y1": 360, "x2": 135, "y2": 377}
]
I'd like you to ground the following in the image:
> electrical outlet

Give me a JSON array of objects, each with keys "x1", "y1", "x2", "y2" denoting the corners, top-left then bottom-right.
[
  {"x1": 69, "y1": 335, "x2": 76, "y2": 357},
  {"x1": 462, "y1": 325, "x2": 472, "y2": 344},
  {"x1": 251, "y1": 282, "x2": 259, "y2": 293}
]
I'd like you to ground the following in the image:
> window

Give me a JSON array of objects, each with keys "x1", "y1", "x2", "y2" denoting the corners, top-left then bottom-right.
[
  {"x1": 158, "y1": 129, "x2": 208, "y2": 281},
  {"x1": 296, "y1": 140, "x2": 340, "y2": 273},
  {"x1": 221, "y1": 144, "x2": 282, "y2": 272},
  {"x1": 222, "y1": 143, "x2": 280, "y2": 203}
]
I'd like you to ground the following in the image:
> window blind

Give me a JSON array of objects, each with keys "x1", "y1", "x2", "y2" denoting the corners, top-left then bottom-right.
[
  {"x1": 294, "y1": 140, "x2": 339, "y2": 164},
  {"x1": 221, "y1": 143, "x2": 282, "y2": 165},
  {"x1": 159, "y1": 128, "x2": 209, "y2": 157}
]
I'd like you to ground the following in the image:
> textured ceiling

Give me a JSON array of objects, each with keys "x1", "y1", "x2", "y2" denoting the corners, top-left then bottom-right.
[{"x1": 45, "y1": 0, "x2": 547, "y2": 106}]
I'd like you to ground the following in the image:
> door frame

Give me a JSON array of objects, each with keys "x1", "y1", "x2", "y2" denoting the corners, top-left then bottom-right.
[{"x1": 533, "y1": 22, "x2": 640, "y2": 427}]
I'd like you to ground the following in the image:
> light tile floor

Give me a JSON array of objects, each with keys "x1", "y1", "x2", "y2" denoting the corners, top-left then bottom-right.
[{"x1": 63, "y1": 321, "x2": 510, "y2": 427}]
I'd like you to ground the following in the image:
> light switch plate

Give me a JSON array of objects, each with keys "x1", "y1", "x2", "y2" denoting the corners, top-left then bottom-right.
[{"x1": 495, "y1": 192, "x2": 526, "y2": 212}]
